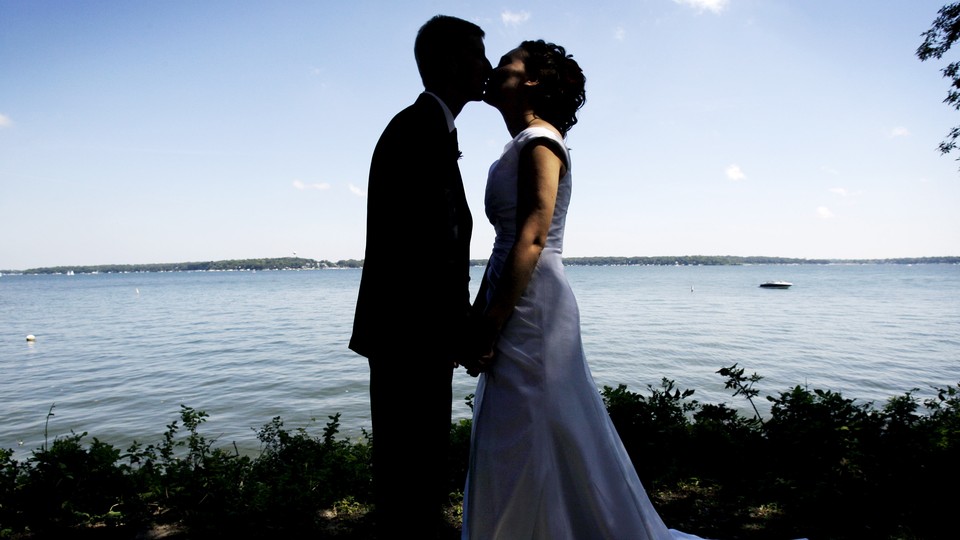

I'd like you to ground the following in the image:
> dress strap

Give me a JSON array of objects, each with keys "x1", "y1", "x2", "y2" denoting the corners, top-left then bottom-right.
[{"x1": 515, "y1": 127, "x2": 571, "y2": 170}]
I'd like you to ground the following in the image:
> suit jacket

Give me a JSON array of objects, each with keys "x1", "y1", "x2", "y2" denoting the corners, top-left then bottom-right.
[{"x1": 349, "y1": 94, "x2": 473, "y2": 360}]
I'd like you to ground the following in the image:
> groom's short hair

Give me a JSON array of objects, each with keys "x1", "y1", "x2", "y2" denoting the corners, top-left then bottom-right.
[{"x1": 415, "y1": 15, "x2": 485, "y2": 88}]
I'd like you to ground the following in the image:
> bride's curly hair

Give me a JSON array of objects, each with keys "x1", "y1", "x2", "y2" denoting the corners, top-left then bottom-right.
[{"x1": 520, "y1": 40, "x2": 586, "y2": 136}]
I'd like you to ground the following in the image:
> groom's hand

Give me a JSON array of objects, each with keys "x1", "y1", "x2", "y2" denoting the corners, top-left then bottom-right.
[
  {"x1": 459, "y1": 356, "x2": 484, "y2": 377},
  {"x1": 461, "y1": 347, "x2": 496, "y2": 377}
]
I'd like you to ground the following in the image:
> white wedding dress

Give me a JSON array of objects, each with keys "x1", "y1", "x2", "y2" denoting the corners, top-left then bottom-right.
[{"x1": 462, "y1": 127, "x2": 701, "y2": 540}]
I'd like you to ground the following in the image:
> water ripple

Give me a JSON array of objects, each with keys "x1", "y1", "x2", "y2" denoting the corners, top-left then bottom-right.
[{"x1": 2, "y1": 265, "x2": 959, "y2": 458}]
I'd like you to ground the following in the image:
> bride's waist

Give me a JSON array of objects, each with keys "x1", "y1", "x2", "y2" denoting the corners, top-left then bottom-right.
[{"x1": 490, "y1": 241, "x2": 563, "y2": 264}]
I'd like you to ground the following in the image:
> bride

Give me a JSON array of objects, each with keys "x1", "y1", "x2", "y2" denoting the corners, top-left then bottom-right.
[{"x1": 462, "y1": 40, "x2": 702, "y2": 540}]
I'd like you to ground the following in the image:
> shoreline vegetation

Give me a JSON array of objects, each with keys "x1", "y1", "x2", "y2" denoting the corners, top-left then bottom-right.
[
  {"x1": 2, "y1": 365, "x2": 957, "y2": 539},
  {"x1": 2, "y1": 255, "x2": 959, "y2": 276}
]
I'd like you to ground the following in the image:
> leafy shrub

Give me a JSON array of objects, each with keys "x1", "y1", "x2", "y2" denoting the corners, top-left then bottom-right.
[
  {"x1": 238, "y1": 413, "x2": 373, "y2": 535},
  {"x1": 602, "y1": 378, "x2": 697, "y2": 486},
  {"x1": 0, "y1": 370, "x2": 956, "y2": 539}
]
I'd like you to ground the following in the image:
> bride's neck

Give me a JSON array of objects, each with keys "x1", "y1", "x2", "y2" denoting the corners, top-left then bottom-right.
[{"x1": 504, "y1": 110, "x2": 541, "y2": 138}]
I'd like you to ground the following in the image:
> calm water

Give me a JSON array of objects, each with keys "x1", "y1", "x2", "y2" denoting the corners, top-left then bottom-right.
[{"x1": 2, "y1": 264, "x2": 959, "y2": 458}]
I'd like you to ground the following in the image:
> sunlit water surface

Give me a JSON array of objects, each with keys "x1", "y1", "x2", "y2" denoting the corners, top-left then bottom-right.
[{"x1": 2, "y1": 264, "x2": 958, "y2": 458}]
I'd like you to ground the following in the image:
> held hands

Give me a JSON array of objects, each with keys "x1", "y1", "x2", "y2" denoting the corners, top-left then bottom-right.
[
  {"x1": 456, "y1": 313, "x2": 499, "y2": 377},
  {"x1": 460, "y1": 348, "x2": 495, "y2": 377},
  {"x1": 459, "y1": 356, "x2": 491, "y2": 378}
]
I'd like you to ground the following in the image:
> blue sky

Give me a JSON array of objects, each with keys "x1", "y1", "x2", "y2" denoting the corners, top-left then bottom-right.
[{"x1": 1, "y1": 0, "x2": 957, "y2": 270}]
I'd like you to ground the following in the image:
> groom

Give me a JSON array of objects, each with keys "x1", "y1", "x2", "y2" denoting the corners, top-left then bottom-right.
[{"x1": 349, "y1": 15, "x2": 490, "y2": 537}]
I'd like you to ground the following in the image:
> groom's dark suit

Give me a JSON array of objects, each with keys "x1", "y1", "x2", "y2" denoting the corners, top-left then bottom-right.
[
  {"x1": 351, "y1": 93, "x2": 473, "y2": 359},
  {"x1": 350, "y1": 93, "x2": 472, "y2": 534}
]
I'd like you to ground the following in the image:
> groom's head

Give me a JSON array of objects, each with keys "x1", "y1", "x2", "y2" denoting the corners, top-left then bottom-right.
[{"x1": 415, "y1": 15, "x2": 489, "y2": 103}]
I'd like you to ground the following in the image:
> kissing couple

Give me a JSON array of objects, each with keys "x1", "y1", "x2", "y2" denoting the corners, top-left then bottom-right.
[{"x1": 350, "y1": 14, "x2": 704, "y2": 540}]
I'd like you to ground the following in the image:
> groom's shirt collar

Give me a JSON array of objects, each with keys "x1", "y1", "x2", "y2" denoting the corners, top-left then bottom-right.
[{"x1": 422, "y1": 91, "x2": 456, "y2": 133}]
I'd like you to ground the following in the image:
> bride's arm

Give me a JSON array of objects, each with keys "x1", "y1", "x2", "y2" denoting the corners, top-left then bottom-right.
[{"x1": 475, "y1": 139, "x2": 566, "y2": 354}]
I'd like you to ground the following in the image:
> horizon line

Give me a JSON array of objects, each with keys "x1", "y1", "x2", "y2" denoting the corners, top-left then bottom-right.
[{"x1": 3, "y1": 254, "x2": 959, "y2": 273}]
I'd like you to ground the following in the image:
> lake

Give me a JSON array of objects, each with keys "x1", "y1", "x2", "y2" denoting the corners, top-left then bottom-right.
[{"x1": 2, "y1": 264, "x2": 958, "y2": 458}]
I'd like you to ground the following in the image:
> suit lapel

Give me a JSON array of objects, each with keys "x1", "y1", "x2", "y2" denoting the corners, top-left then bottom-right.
[{"x1": 413, "y1": 94, "x2": 472, "y2": 246}]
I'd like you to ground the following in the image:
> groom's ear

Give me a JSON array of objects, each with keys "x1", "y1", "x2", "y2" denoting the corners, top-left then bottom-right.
[{"x1": 445, "y1": 54, "x2": 468, "y2": 82}]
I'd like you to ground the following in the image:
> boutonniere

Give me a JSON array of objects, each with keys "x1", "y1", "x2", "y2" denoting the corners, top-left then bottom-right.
[{"x1": 457, "y1": 151, "x2": 463, "y2": 160}]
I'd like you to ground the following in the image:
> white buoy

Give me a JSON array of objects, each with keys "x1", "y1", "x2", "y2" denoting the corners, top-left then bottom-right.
[{"x1": 26, "y1": 335, "x2": 36, "y2": 342}]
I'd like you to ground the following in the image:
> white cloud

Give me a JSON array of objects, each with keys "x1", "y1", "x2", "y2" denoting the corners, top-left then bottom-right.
[
  {"x1": 292, "y1": 179, "x2": 331, "y2": 191},
  {"x1": 829, "y1": 187, "x2": 848, "y2": 197},
  {"x1": 501, "y1": 10, "x2": 531, "y2": 27},
  {"x1": 0, "y1": 114, "x2": 12, "y2": 128},
  {"x1": 348, "y1": 183, "x2": 366, "y2": 197},
  {"x1": 614, "y1": 26, "x2": 627, "y2": 42},
  {"x1": 725, "y1": 164, "x2": 746, "y2": 181},
  {"x1": 889, "y1": 126, "x2": 910, "y2": 138},
  {"x1": 673, "y1": 0, "x2": 729, "y2": 14},
  {"x1": 816, "y1": 206, "x2": 834, "y2": 219}
]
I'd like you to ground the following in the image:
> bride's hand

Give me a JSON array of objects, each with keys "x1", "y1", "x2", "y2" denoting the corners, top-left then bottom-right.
[
  {"x1": 464, "y1": 359, "x2": 490, "y2": 378},
  {"x1": 459, "y1": 342, "x2": 496, "y2": 376}
]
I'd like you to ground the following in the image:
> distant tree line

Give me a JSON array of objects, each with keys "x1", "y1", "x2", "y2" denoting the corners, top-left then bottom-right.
[
  {"x1": 560, "y1": 255, "x2": 828, "y2": 266},
  {"x1": 5, "y1": 255, "x2": 957, "y2": 275},
  {"x1": 558, "y1": 255, "x2": 960, "y2": 266},
  {"x1": 14, "y1": 258, "x2": 362, "y2": 275}
]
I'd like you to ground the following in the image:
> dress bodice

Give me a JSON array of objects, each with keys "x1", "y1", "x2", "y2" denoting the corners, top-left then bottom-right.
[{"x1": 484, "y1": 127, "x2": 572, "y2": 267}]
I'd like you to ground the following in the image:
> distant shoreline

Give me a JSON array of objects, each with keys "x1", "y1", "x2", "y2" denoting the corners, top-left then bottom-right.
[{"x1": 2, "y1": 255, "x2": 958, "y2": 275}]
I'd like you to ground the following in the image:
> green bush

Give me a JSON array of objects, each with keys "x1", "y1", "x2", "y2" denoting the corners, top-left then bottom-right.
[
  {"x1": 600, "y1": 367, "x2": 960, "y2": 539},
  {"x1": 0, "y1": 368, "x2": 956, "y2": 539},
  {"x1": 602, "y1": 378, "x2": 697, "y2": 486}
]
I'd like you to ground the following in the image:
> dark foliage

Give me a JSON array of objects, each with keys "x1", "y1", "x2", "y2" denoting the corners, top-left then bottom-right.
[
  {"x1": 601, "y1": 368, "x2": 960, "y2": 539},
  {"x1": 918, "y1": 2, "x2": 960, "y2": 159},
  {"x1": 2, "y1": 371, "x2": 958, "y2": 539}
]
